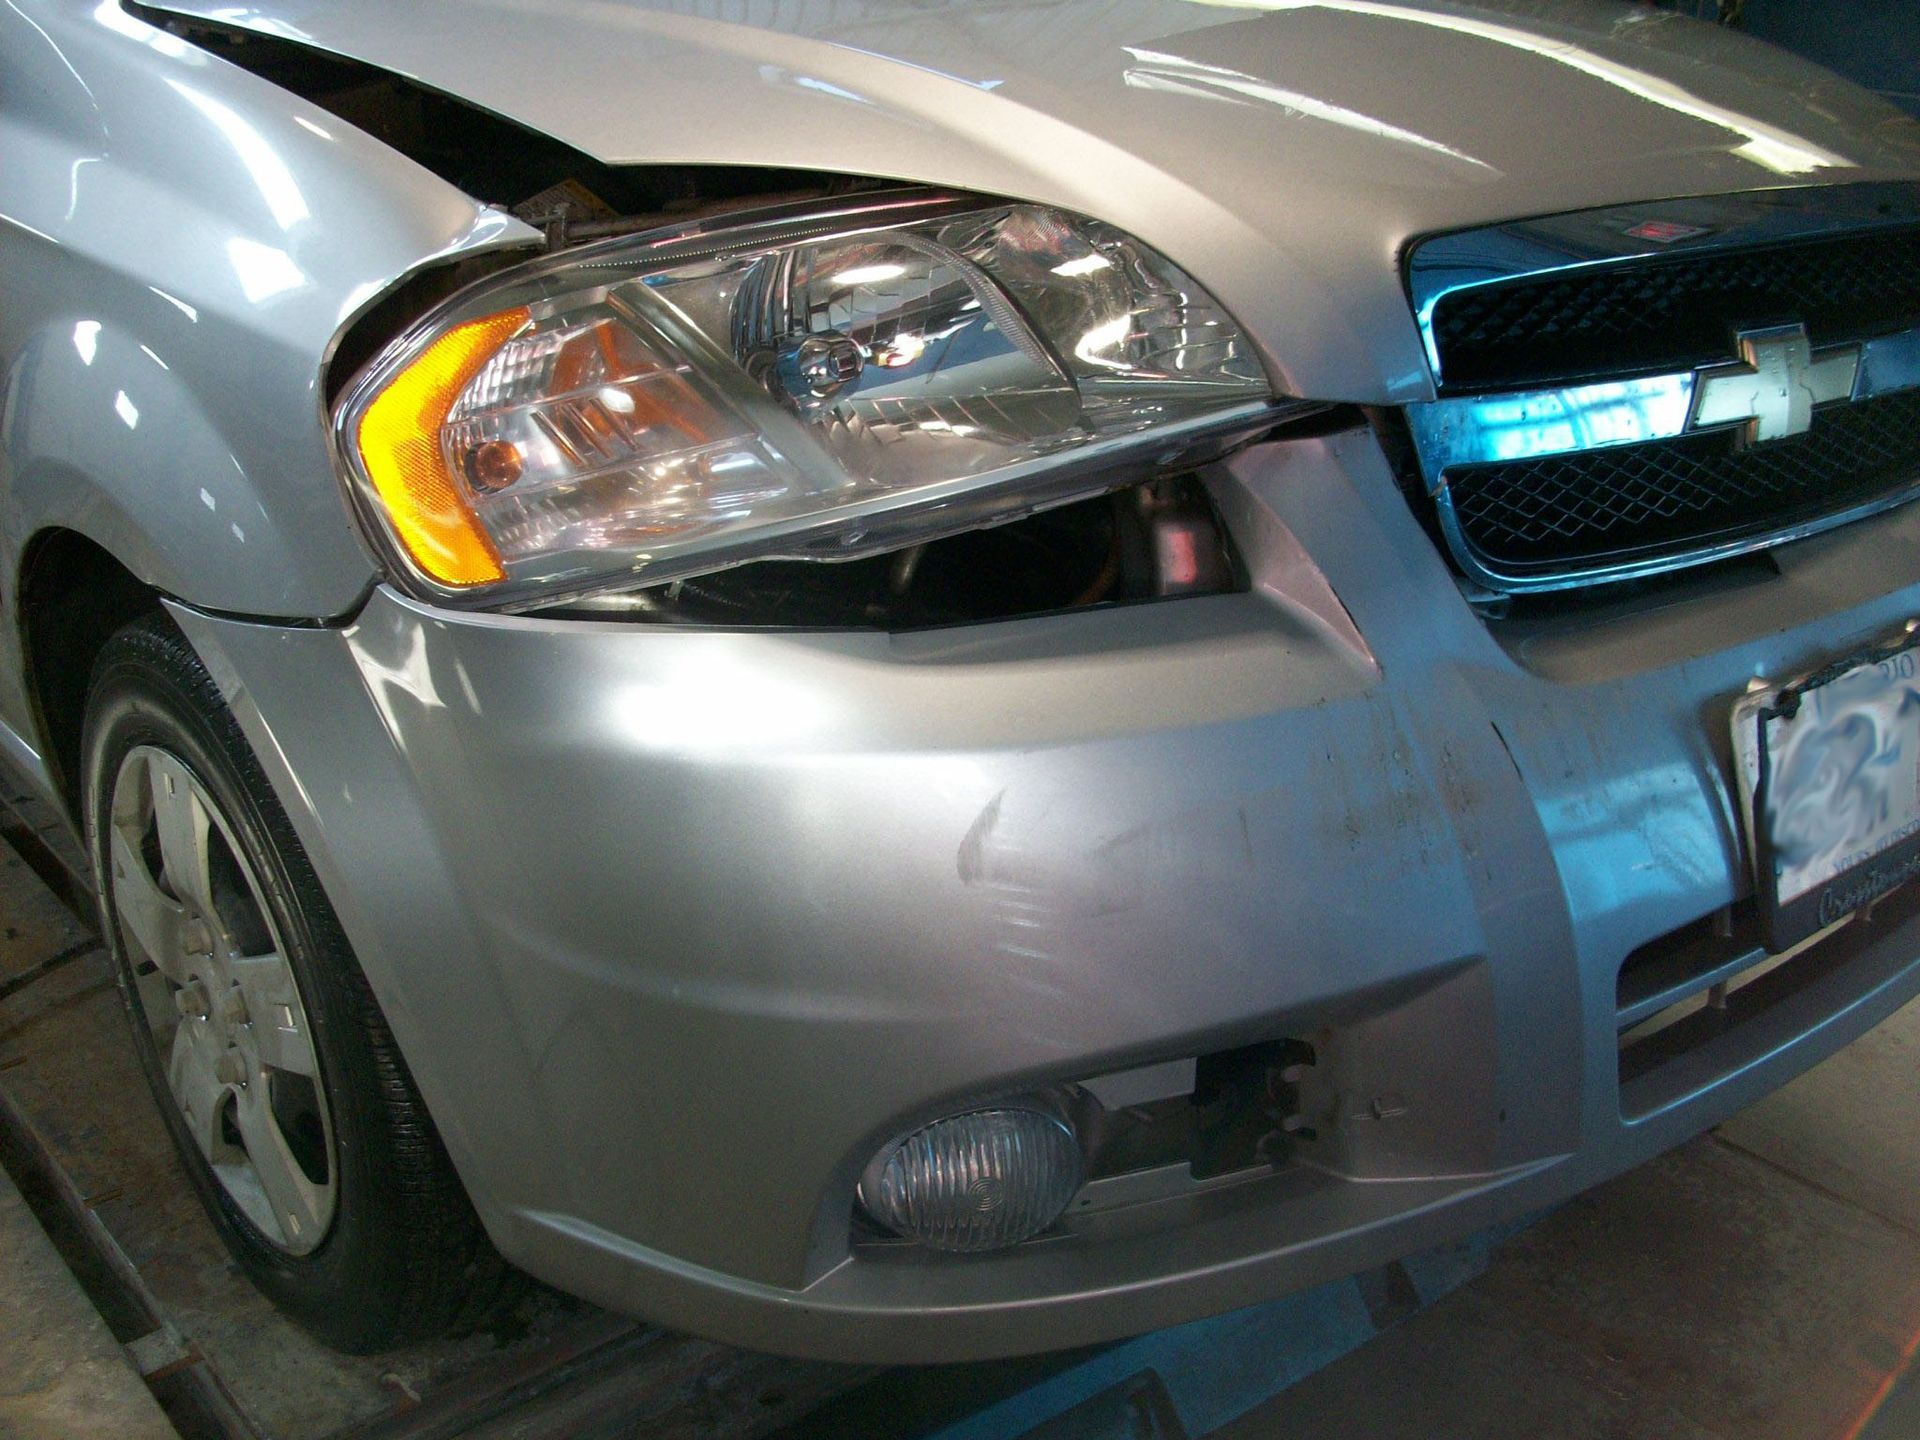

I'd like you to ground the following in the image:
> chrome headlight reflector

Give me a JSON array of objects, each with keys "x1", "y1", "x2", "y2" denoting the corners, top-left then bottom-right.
[{"x1": 337, "y1": 196, "x2": 1279, "y2": 608}]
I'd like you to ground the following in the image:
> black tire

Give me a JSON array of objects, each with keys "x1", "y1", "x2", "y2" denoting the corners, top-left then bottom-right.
[{"x1": 81, "y1": 613, "x2": 515, "y2": 1352}]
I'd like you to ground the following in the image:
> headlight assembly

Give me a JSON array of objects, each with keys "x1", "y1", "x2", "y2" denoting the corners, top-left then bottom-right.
[{"x1": 335, "y1": 193, "x2": 1287, "y2": 609}]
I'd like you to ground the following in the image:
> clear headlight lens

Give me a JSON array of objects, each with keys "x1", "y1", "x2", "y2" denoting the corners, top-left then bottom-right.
[{"x1": 337, "y1": 197, "x2": 1277, "y2": 608}]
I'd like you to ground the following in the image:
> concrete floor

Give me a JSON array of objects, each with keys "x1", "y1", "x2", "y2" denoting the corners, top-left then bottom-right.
[
  {"x1": 0, "y1": 1162, "x2": 176, "y2": 1440},
  {"x1": 1220, "y1": 998, "x2": 1920, "y2": 1440}
]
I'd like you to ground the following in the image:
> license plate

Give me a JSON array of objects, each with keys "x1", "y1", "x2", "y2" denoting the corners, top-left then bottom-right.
[{"x1": 1733, "y1": 632, "x2": 1920, "y2": 951}]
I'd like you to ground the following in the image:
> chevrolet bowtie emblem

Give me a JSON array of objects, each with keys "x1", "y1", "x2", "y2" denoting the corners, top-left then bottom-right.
[{"x1": 1690, "y1": 324, "x2": 1861, "y2": 445}]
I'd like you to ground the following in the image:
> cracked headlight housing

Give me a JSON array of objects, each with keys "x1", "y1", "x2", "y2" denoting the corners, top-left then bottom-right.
[{"x1": 336, "y1": 195, "x2": 1280, "y2": 609}]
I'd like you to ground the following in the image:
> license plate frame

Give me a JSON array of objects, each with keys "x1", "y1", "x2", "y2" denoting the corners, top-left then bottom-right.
[{"x1": 1733, "y1": 628, "x2": 1920, "y2": 952}]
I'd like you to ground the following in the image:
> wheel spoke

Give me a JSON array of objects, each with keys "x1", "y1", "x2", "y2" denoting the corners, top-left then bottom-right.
[
  {"x1": 149, "y1": 753, "x2": 216, "y2": 915},
  {"x1": 233, "y1": 1083, "x2": 330, "y2": 1250},
  {"x1": 230, "y1": 954, "x2": 318, "y2": 1078},
  {"x1": 132, "y1": 963, "x2": 175, "y2": 1040},
  {"x1": 109, "y1": 827, "x2": 192, "y2": 983},
  {"x1": 166, "y1": 1024, "x2": 229, "y2": 1163}
]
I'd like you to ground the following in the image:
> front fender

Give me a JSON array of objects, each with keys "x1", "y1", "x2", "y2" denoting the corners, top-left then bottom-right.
[
  {"x1": 6, "y1": 316, "x2": 329, "y2": 611},
  {"x1": 0, "y1": 1, "x2": 539, "y2": 619}
]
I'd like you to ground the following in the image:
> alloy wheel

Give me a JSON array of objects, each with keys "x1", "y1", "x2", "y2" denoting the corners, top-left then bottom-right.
[{"x1": 107, "y1": 745, "x2": 337, "y2": 1254}]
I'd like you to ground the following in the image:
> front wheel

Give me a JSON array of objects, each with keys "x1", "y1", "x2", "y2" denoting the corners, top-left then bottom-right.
[{"x1": 83, "y1": 615, "x2": 512, "y2": 1351}]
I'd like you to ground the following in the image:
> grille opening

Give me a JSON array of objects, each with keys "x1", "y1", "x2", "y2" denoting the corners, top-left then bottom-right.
[
  {"x1": 1444, "y1": 389, "x2": 1920, "y2": 583},
  {"x1": 1616, "y1": 881, "x2": 1920, "y2": 1101},
  {"x1": 1373, "y1": 405, "x2": 1788, "y2": 620},
  {"x1": 1430, "y1": 225, "x2": 1920, "y2": 393},
  {"x1": 1405, "y1": 207, "x2": 1920, "y2": 598},
  {"x1": 1615, "y1": 898, "x2": 1768, "y2": 1037}
]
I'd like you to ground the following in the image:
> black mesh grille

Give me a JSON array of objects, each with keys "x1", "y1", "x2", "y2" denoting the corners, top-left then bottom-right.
[
  {"x1": 1445, "y1": 389, "x2": 1920, "y2": 575},
  {"x1": 1431, "y1": 227, "x2": 1920, "y2": 392}
]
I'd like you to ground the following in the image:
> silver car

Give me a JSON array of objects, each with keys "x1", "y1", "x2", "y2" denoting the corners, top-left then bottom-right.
[{"x1": 5, "y1": 0, "x2": 1920, "y2": 1362}]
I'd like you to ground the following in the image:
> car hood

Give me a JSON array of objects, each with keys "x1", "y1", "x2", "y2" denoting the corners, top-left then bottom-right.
[{"x1": 146, "y1": 0, "x2": 1920, "y2": 403}]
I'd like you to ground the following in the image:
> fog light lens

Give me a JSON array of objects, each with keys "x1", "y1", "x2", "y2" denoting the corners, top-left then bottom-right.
[{"x1": 859, "y1": 1108, "x2": 1083, "y2": 1252}]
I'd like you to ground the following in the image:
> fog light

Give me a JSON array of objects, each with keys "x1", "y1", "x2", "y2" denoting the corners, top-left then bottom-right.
[{"x1": 859, "y1": 1107, "x2": 1083, "y2": 1252}]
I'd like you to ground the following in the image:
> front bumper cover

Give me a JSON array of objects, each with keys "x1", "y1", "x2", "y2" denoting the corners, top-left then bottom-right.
[{"x1": 171, "y1": 423, "x2": 1920, "y2": 1361}]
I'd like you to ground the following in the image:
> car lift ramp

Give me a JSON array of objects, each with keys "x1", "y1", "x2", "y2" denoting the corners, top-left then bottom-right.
[{"x1": 0, "y1": 789, "x2": 1505, "y2": 1440}]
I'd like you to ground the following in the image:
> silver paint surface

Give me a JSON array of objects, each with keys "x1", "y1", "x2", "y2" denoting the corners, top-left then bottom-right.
[
  {"x1": 0, "y1": 1, "x2": 539, "y2": 626},
  {"x1": 134, "y1": 0, "x2": 1920, "y2": 406},
  {"x1": 6, "y1": 0, "x2": 1920, "y2": 1361}
]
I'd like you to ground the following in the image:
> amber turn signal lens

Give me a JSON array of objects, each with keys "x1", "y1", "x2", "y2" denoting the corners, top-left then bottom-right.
[{"x1": 354, "y1": 309, "x2": 529, "y2": 586}]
